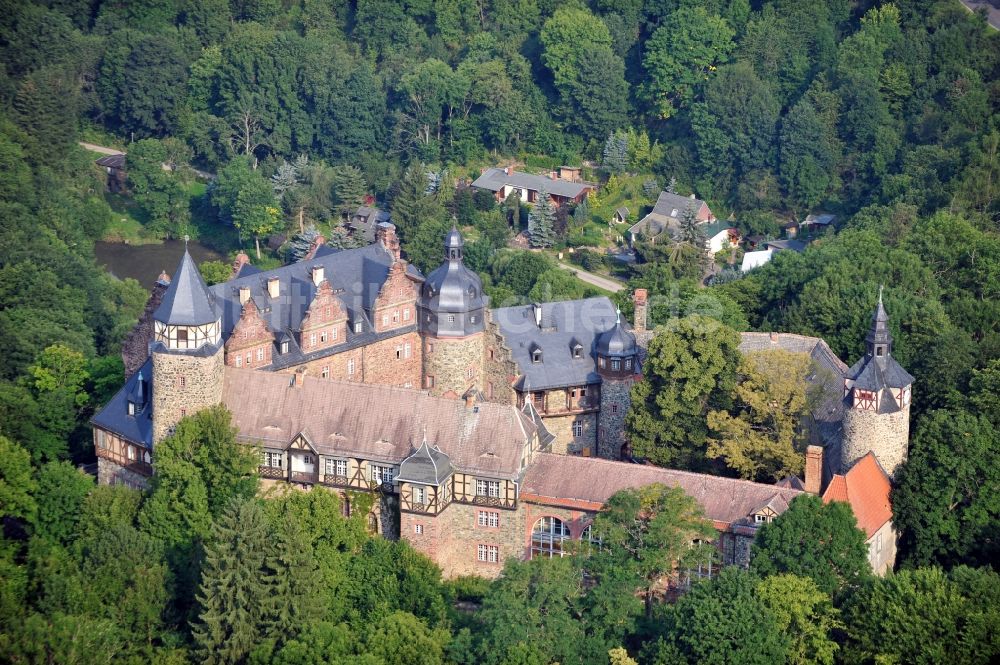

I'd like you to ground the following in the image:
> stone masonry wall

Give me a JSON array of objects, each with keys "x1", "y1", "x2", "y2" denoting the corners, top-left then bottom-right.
[
  {"x1": 284, "y1": 330, "x2": 422, "y2": 388},
  {"x1": 598, "y1": 378, "x2": 633, "y2": 459},
  {"x1": 98, "y1": 457, "x2": 150, "y2": 489},
  {"x1": 152, "y1": 349, "x2": 224, "y2": 443},
  {"x1": 542, "y1": 412, "x2": 597, "y2": 455},
  {"x1": 841, "y1": 405, "x2": 910, "y2": 477},
  {"x1": 423, "y1": 334, "x2": 484, "y2": 397},
  {"x1": 482, "y1": 318, "x2": 517, "y2": 405},
  {"x1": 401, "y1": 501, "x2": 526, "y2": 579}
]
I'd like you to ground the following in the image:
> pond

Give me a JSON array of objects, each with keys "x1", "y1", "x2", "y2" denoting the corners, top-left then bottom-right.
[{"x1": 95, "y1": 239, "x2": 223, "y2": 290}]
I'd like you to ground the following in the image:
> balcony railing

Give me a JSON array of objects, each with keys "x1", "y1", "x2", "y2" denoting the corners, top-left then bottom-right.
[
  {"x1": 471, "y1": 495, "x2": 506, "y2": 507},
  {"x1": 321, "y1": 474, "x2": 351, "y2": 488},
  {"x1": 259, "y1": 465, "x2": 284, "y2": 480},
  {"x1": 290, "y1": 471, "x2": 318, "y2": 484}
]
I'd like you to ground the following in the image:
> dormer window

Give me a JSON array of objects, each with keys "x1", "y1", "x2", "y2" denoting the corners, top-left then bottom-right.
[
  {"x1": 876, "y1": 347, "x2": 884, "y2": 357},
  {"x1": 530, "y1": 345, "x2": 542, "y2": 363},
  {"x1": 573, "y1": 344, "x2": 583, "y2": 358},
  {"x1": 611, "y1": 359, "x2": 620, "y2": 371},
  {"x1": 355, "y1": 321, "x2": 363, "y2": 333},
  {"x1": 280, "y1": 340, "x2": 289, "y2": 354},
  {"x1": 127, "y1": 401, "x2": 136, "y2": 416}
]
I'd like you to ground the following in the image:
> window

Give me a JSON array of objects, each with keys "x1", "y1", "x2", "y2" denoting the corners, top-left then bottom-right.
[
  {"x1": 370, "y1": 465, "x2": 394, "y2": 484},
  {"x1": 876, "y1": 532, "x2": 883, "y2": 553},
  {"x1": 280, "y1": 341, "x2": 289, "y2": 354},
  {"x1": 470, "y1": 315, "x2": 477, "y2": 323},
  {"x1": 428, "y1": 343, "x2": 434, "y2": 353},
  {"x1": 235, "y1": 356, "x2": 243, "y2": 368},
  {"x1": 177, "y1": 328, "x2": 188, "y2": 343},
  {"x1": 382, "y1": 314, "x2": 389, "y2": 327},
  {"x1": 403, "y1": 308, "x2": 410, "y2": 321},
  {"x1": 127, "y1": 401, "x2": 136, "y2": 416},
  {"x1": 476, "y1": 479, "x2": 501, "y2": 498},
  {"x1": 354, "y1": 321, "x2": 363, "y2": 333},
  {"x1": 325, "y1": 306, "x2": 331, "y2": 317},
  {"x1": 325, "y1": 458, "x2": 347, "y2": 477},
  {"x1": 573, "y1": 345, "x2": 583, "y2": 358},
  {"x1": 368, "y1": 514, "x2": 378, "y2": 533},
  {"x1": 321, "y1": 366, "x2": 329, "y2": 379},
  {"x1": 488, "y1": 382, "x2": 494, "y2": 399},
  {"x1": 347, "y1": 359, "x2": 356, "y2": 376},
  {"x1": 598, "y1": 357, "x2": 606, "y2": 368},
  {"x1": 257, "y1": 348, "x2": 264, "y2": 362},
  {"x1": 611, "y1": 404, "x2": 618, "y2": 414},
  {"x1": 404, "y1": 342, "x2": 411, "y2": 359},
  {"x1": 414, "y1": 524, "x2": 424, "y2": 535},
  {"x1": 412, "y1": 485, "x2": 426, "y2": 505},
  {"x1": 572, "y1": 421, "x2": 583, "y2": 437},
  {"x1": 876, "y1": 347, "x2": 884, "y2": 357},
  {"x1": 392, "y1": 310, "x2": 399, "y2": 323},
  {"x1": 332, "y1": 328, "x2": 338, "y2": 341},
  {"x1": 478, "y1": 511, "x2": 500, "y2": 528},
  {"x1": 477, "y1": 544, "x2": 499, "y2": 563},
  {"x1": 178, "y1": 376, "x2": 186, "y2": 389},
  {"x1": 611, "y1": 359, "x2": 620, "y2": 371},
  {"x1": 262, "y1": 451, "x2": 283, "y2": 468},
  {"x1": 466, "y1": 366, "x2": 474, "y2": 379},
  {"x1": 126, "y1": 445, "x2": 135, "y2": 461},
  {"x1": 310, "y1": 333, "x2": 317, "y2": 347},
  {"x1": 448, "y1": 314, "x2": 456, "y2": 323},
  {"x1": 531, "y1": 517, "x2": 570, "y2": 558},
  {"x1": 180, "y1": 408, "x2": 187, "y2": 418},
  {"x1": 754, "y1": 513, "x2": 767, "y2": 524},
  {"x1": 246, "y1": 353, "x2": 251, "y2": 366},
  {"x1": 625, "y1": 358, "x2": 632, "y2": 370},
  {"x1": 488, "y1": 348, "x2": 494, "y2": 360},
  {"x1": 396, "y1": 346, "x2": 402, "y2": 359},
  {"x1": 531, "y1": 349, "x2": 542, "y2": 363},
  {"x1": 303, "y1": 455, "x2": 313, "y2": 465},
  {"x1": 426, "y1": 376, "x2": 435, "y2": 389},
  {"x1": 320, "y1": 332, "x2": 327, "y2": 344},
  {"x1": 581, "y1": 524, "x2": 602, "y2": 548}
]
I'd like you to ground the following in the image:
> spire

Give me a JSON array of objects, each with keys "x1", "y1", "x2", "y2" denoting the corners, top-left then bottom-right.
[
  {"x1": 615, "y1": 307, "x2": 621, "y2": 326},
  {"x1": 445, "y1": 224, "x2": 464, "y2": 261},
  {"x1": 865, "y1": 287, "x2": 892, "y2": 359},
  {"x1": 153, "y1": 248, "x2": 218, "y2": 326}
]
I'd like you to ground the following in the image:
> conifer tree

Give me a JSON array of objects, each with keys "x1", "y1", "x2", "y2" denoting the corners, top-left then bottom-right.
[
  {"x1": 529, "y1": 189, "x2": 556, "y2": 248},
  {"x1": 679, "y1": 202, "x2": 704, "y2": 246},
  {"x1": 263, "y1": 518, "x2": 325, "y2": 644},
  {"x1": 331, "y1": 164, "x2": 366, "y2": 223},
  {"x1": 192, "y1": 498, "x2": 271, "y2": 665},
  {"x1": 287, "y1": 225, "x2": 322, "y2": 262},
  {"x1": 603, "y1": 132, "x2": 628, "y2": 173}
]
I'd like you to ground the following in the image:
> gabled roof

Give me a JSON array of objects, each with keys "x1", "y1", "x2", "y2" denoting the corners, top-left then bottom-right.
[
  {"x1": 494, "y1": 297, "x2": 620, "y2": 391},
  {"x1": 95, "y1": 153, "x2": 125, "y2": 169},
  {"x1": 741, "y1": 249, "x2": 773, "y2": 271},
  {"x1": 471, "y1": 168, "x2": 593, "y2": 199},
  {"x1": 154, "y1": 249, "x2": 219, "y2": 326},
  {"x1": 822, "y1": 452, "x2": 892, "y2": 538},
  {"x1": 91, "y1": 358, "x2": 154, "y2": 449},
  {"x1": 521, "y1": 454, "x2": 803, "y2": 527}
]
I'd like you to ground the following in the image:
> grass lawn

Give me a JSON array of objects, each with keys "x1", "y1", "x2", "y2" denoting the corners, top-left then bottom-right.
[{"x1": 102, "y1": 193, "x2": 161, "y2": 244}]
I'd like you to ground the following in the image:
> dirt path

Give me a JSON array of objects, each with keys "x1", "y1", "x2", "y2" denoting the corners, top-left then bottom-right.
[
  {"x1": 79, "y1": 141, "x2": 124, "y2": 155},
  {"x1": 557, "y1": 262, "x2": 625, "y2": 293}
]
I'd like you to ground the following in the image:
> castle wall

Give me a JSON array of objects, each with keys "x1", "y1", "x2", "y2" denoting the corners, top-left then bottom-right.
[
  {"x1": 151, "y1": 348, "x2": 224, "y2": 443},
  {"x1": 422, "y1": 334, "x2": 484, "y2": 397},
  {"x1": 867, "y1": 519, "x2": 897, "y2": 576},
  {"x1": 97, "y1": 457, "x2": 150, "y2": 489},
  {"x1": 841, "y1": 406, "x2": 910, "y2": 477},
  {"x1": 541, "y1": 412, "x2": 597, "y2": 455},
  {"x1": 482, "y1": 320, "x2": 517, "y2": 404},
  {"x1": 282, "y1": 330, "x2": 422, "y2": 389},
  {"x1": 598, "y1": 378, "x2": 633, "y2": 459}
]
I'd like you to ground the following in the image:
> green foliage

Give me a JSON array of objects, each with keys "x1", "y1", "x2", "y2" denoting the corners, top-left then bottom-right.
[
  {"x1": 33, "y1": 461, "x2": 93, "y2": 546},
  {"x1": 626, "y1": 315, "x2": 741, "y2": 470},
  {"x1": 126, "y1": 138, "x2": 192, "y2": 238},
  {"x1": 842, "y1": 566, "x2": 1000, "y2": 665},
  {"x1": 199, "y1": 259, "x2": 233, "y2": 285},
  {"x1": 756, "y1": 574, "x2": 842, "y2": 665},
  {"x1": 750, "y1": 494, "x2": 871, "y2": 600},
  {"x1": 0, "y1": 436, "x2": 37, "y2": 524},
  {"x1": 892, "y1": 409, "x2": 999, "y2": 568}
]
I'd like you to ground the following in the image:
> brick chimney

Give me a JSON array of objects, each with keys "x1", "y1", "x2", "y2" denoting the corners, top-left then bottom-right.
[
  {"x1": 303, "y1": 235, "x2": 326, "y2": 261},
  {"x1": 633, "y1": 288, "x2": 648, "y2": 333},
  {"x1": 376, "y1": 222, "x2": 401, "y2": 261},
  {"x1": 293, "y1": 368, "x2": 306, "y2": 388},
  {"x1": 231, "y1": 251, "x2": 251, "y2": 279},
  {"x1": 805, "y1": 445, "x2": 823, "y2": 494}
]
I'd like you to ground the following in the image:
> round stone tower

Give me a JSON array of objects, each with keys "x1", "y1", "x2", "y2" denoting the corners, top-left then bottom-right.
[
  {"x1": 596, "y1": 309, "x2": 639, "y2": 460},
  {"x1": 150, "y1": 245, "x2": 225, "y2": 443},
  {"x1": 418, "y1": 227, "x2": 486, "y2": 397},
  {"x1": 841, "y1": 290, "x2": 914, "y2": 478}
]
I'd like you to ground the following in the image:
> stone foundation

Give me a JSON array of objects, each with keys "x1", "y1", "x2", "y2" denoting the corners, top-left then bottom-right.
[{"x1": 97, "y1": 458, "x2": 150, "y2": 490}]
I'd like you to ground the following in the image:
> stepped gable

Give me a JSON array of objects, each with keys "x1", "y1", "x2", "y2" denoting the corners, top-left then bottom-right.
[
  {"x1": 221, "y1": 366, "x2": 536, "y2": 479},
  {"x1": 208, "y1": 242, "x2": 422, "y2": 368},
  {"x1": 822, "y1": 452, "x2": 892, "y2": 538},
  {"x1": 493, "y1": 297, "x2": 619, "y2": 391},
  {"x1": 522, "y1": 453, "x2": 803, "y2": 527}
]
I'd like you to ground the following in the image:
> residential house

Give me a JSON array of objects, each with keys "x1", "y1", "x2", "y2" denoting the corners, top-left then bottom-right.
[{"x1": 471, "y1": 166, "x2": 594, "y2": 207}]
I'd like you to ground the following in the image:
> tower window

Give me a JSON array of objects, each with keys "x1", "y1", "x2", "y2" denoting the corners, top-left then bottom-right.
[
  {"x1": 625, "y1": 358, "x2": 632, "y2": 370},
  {"x1": 611, "y1": 359, "x2": 620, "y2": 371},
  {"x1": 347, "y1": 359, "x2": 356, "y2": 376},
  {"x1": 178, "y1": 376, "x2": 186, "y2": 389},
  {"x1": 448, "y1": 314, "x2": 456, "y2": 323},
  {"x1": 572, "y1": 421, "x2": 583, "y2": 437},
  {"x1": 876, "y1": 347, "x2": 884, "y2": 357},
  {"x1": 177, "y1": 329, "x2": 188, "y2": 343}
]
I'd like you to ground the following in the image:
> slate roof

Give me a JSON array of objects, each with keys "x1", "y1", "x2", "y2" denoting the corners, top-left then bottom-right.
[
  {"x1": 349, "y1": 206, "x2": 390, "y2": 244},
  {"x1": 396, "y1": 440, "x2": 453, "y2": 485},
  {"x1": 803, "y1": 213, "x2": 836, "y2": 226},
  {"x1": 766, "y1": 239, "x2": 808, "y2": 253},
  {"x1": 207, "y1": 242, "x2": 422, "y2": 366},
  {"x1": 420, "y1": 227, "x2": 486, "y2": 337},
  {"x1": 155, "y1": 249, "x2": 220, "y2": 326},
  {"x1": 471, "y1": 168, "x2": 592, "y2": 199},
  {"x1": 222, "y1": 367, "x2": 537, "y2": 479},
  {"x1": 521, "y1": 453, "x2": 803, "y2": 526},
  {"x1": 95, "y1": 153, "x2": 125, "y2": 169},
  {"x1": 822, "y1": 452, "x2": 892, "y2": 538},
  {"x1": 91, "y1": 358, "x2": 154, "y2": 449},
  {"x1": 595, "y1": 312, "x2": 637, "y2": 358},
  {"x1": 492, "y1": 297, "x2": 620, "y2": 391},
  {"x1": 844, "y1": 296, "x2": 914, "y2": 397},
  {"x1": 628, "y1": 191, "x2": 712, "y2": 239}
]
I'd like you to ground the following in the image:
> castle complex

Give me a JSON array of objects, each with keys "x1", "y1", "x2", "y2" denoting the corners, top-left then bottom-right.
[{"x1": 93, "y1": 225, "x2": 911, "y2": 577}]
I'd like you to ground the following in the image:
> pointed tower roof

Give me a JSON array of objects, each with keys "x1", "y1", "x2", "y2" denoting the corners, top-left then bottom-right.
[
  {"x1": 865, "y1": 285, "x2": 892, "y2": 350},
  {"x1": 154, "y1": 247, "x2": 218, "y2": 326},
  {"x1": 846, "y1": 289, "x2": 913, "y2": 391}
]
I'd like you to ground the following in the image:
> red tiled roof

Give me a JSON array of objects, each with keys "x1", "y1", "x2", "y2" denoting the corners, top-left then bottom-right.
[
  {"x1": 521, "y1": 453, "x2": 803, "y2": 526},
  {"x1": 822, "y1": 452, "x2": 892, "y2": 537}
]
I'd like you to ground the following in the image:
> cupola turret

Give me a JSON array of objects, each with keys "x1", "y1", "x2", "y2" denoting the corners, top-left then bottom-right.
[
  {"x1": 596, "y1": 309, "x2": 639, "y2": 461},
  {"x1": 595, "y1": 309, "x2": 637, "y2": 377},
  {"x1": 418, "y1": 226, "x2": 485, "y2": 338}
]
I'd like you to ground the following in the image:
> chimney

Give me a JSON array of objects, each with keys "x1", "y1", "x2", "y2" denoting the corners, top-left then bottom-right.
[
  {"x1": 465, "y1": 391, "x2": 477, "y2": 408},
  {"x1": 267, "y1": 277, "x2": 280, "y2": 299},
  {"x1": 156, "y1": 270, "x2": 171, "y2": 286},
  {"x1": 376, "y1": 222, "x2": 401, "y2": 261},
  {"x1": 238, "y1": 285, "x2": 251, "y2": 305},
  {"x1": 532, "y1": 303, "x2": 542, "y2": 328},
  {"x1": 311, "y1": 265, "x2": 324, "y2": 286},
  {"x1": 304, "y1": 235, "x2": 326, "y2": 261},
  {"x1": 231, "y1": 251, "x2": 251, "y2": 279},
  {"x1": 633, "y1": 288, "x2": 648, "y2": 333},
  {"x1": 805, "y1": 445, "x2": 823, "y2": 494},
  {"x1": 293, "y1": 368, "x2": 306, "y2": 388},
  {"x1": 689, "y1": 193, "x2": 696, "y2": 199},
  {"x1": 549, "y1": 170, "x2": 558, "y2": 180}
]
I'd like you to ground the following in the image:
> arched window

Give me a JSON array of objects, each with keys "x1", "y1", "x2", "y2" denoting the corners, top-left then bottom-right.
[
  {"x1": 531, "y1": 516, "x2": 569, "y2": 558},
  {"x1": 581, "y1": 524, "x2": 602, "y2": 548}
]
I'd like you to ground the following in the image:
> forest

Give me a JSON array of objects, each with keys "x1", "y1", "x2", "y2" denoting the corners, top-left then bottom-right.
[{"x1": 0, "y1": 0, "x2": 998, "y2": 663}]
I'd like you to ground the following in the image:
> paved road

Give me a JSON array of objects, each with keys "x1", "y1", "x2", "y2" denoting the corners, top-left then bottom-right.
[
  {"x1": 79, "y1": 141, "x2": 216, "y2": 180},
  {"x1": 79, "y1": 141, "x2": 123, "y2": 155},
  {"x1": 557, "y1": 262, "x2": 625, "y2": 293},
  {"x1": 960, "y1": 0, "x2": 1000, "y2": 29}
]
